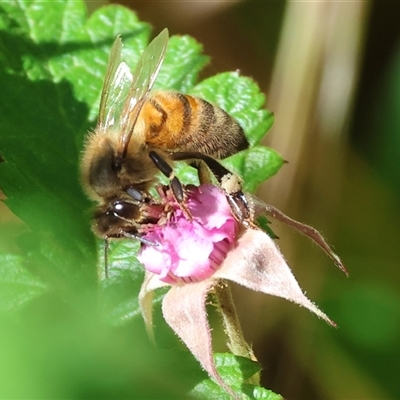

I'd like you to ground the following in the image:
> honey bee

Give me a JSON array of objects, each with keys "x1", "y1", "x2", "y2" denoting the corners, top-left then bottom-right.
[
  {"x1": 81, "y1": 28, "x2": 249, "y2": 251},
  {"x1": 80, "y1": 29, "x2": 348, "y2": 278}
]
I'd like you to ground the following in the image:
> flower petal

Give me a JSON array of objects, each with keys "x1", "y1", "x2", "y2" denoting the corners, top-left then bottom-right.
[
  {"x1": 162, "y1": 281, "x2": 240, "y2": 399},
  {"x1": 188, "y1": 185, "x2": 231, "y2": 222},
  {"x1": 214, "y1": 229, "x2": 336, "y2": 326}
]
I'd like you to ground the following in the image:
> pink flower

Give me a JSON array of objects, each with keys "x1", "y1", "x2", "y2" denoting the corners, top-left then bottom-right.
[
  {"x1": 137, "y1": 184, "x2": 345, "y2": 399},
  {"x1": 137, "y1": 185, "x2": 238, "y2": 284}
]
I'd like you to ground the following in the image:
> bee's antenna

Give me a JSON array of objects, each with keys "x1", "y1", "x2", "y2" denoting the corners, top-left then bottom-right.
[{"x1": 104, "y1": 237, "x2": 110, "y2": 279}]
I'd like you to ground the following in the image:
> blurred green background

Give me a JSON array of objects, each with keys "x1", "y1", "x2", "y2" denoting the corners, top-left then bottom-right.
[
  {"x1": 111, "y1": 0, "x2": 400, "y2": 398},
  {"x1": 1, "y1": 0, "x2": 400, "y2": 398}
]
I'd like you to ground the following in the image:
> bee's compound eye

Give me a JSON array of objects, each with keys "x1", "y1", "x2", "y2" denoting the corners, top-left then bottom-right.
[
  {"x1": 113, "y1": 202, "x2": 124, "y2": 213},
  {"x1": 112, "y1": 201, "x2": 140, "y2": 220},
  {"x1": 127, "y1": 187, "x2": 143, "y2": 202}
]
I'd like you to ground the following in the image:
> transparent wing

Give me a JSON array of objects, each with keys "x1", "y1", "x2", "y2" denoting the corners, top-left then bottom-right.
[
  {"x1": 117, "y1": 28, "x2": 169, "y2": 156},
  {"x1": 98, "y1": 37, "x2": 134, "y2": 131}
]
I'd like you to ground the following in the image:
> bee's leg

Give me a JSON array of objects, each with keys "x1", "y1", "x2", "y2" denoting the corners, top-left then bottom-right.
[
  {"x1": 170, "y1": 152, "x2": 253, "y2": 225},
  {"x1": 149, "y1": 151, "x2": 184, "y2": 201},
  {"x1": 118, "y1": 231, "x2": 159, "y2": 246},
  {"x1": 170, "y1": 151, "x2": 232, "y2": 185},
  {"x1": 148, "y1": 151, "x2": 191, "y2": 218},
  {"x1": 189, "y1": 160, "x2": 213, "y2": 185}
]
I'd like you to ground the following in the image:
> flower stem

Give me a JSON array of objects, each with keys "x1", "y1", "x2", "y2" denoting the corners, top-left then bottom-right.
[{"x1": 214, "y1": 279, "x2": 260, "y2": 385}]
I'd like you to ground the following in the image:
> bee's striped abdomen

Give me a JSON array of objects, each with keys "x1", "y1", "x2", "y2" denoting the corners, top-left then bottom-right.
[{"x1": 144, "y1": 91, "x2": 248, "y2": 159}]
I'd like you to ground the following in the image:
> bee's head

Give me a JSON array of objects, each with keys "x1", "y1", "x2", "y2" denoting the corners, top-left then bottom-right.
[
  {"x1": 81, "y1": 130, "x2": 158, "y2": 202},
  {"x1": 80, "y1": 132, "x2": 122, "y2": 199}
]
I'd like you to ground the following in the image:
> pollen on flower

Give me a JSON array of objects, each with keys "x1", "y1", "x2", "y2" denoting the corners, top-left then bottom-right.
[{"x1": 137, "y1": 184, "x2": 239, "y2": 284}]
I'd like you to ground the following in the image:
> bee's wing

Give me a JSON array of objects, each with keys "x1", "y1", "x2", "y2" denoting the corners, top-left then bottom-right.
[
  {"x1": 118, "y1": 28, "x2": 169, "y2": 156},
  {"x1": 97, "y1": 28, "x2": 169, "y2": 142},
  {"x1": 98, "y1": 37, "x2": 134, "y2": 131}
]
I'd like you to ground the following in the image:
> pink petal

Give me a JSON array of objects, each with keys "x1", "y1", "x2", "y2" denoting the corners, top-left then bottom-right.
[
  {"x1": 137, "y1": 240, "x2": 172, "y2": 279},
  {"x1": 188, "y1": 185, "x2": 234, "y2": 229},
  {"x1": 214, "y1": 229, "x2": 336, "y2": 326},
  {"x1": 162, "y1": 281, "x2": 241, "y2": 399}
]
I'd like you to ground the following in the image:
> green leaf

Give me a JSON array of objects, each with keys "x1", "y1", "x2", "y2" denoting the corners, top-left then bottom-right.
[
  {"x1": 156, "y1": 35, "x2": 210, "y2": 92},
  {"x1": 99, "y1": 240, "x2": 145, "y2": 325},
  {"x1": 256, "y1": 215, "x2": 278, "y2": 239},
  {"x1": 192, "y1": 353, "x2": 282, "y2": 399},
  {"x1": 214, "y1": 353, "x2": 261, "y2": 382},
  {"x1": 241, "y1": 384, "x2": 284, "y2": 400},
  {"x1": 223, "y1": 146, "x2": 284, "y2": 192},
  {"x1": 0, "y1": 253, "x2": 47, "y2": 314},
  {"x1": 191, "y1": 72, "x2": 275, "y2": 146}
]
